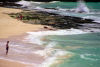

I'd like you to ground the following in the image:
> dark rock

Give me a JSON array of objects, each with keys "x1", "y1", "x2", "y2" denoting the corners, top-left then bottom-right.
[
  {"x1": 9, "y1": 11, "x2": 95, "y2": 29},
  {"x1": 0, "y1": 2, "x2": 22, "y2": 7}
]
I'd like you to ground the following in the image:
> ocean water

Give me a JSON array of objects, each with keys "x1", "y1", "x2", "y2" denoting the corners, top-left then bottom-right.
[
  {"x1": 25, "y1": 30, "x2": 100, "y2": 67},
  {"x1": 34, "y1": 1, "x2": 100, "y2": 23},
  {"x1": 43, "y1": 32, "x2": 100, "y2": 67},
  {"x1": 17, "y1": 1, "x2": 100, "y2": 22},
  {"x1": 39, "y1": 2, "x2": 100, "y2": 9},
  {"x1": 40, "y1": 1, "x2": 100, "y2": 22},
  {"x1": 17, "y1": 1, "x2": 100, "y2": 67}
]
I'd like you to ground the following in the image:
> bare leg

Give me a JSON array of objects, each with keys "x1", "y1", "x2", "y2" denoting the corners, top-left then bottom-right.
[{"x1": 6, "y1": 50, "x2": 8, "y2": 55}]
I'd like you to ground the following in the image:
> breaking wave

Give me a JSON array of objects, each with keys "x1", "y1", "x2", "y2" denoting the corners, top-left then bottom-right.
[{"x1": 24, "y1": 28, "x2": 88, "y2": 45}]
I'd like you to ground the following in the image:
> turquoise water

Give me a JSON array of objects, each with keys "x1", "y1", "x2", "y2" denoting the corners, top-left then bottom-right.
[
  {"x1": 45, "y1": 33, "x2": 100, "y2": 67},
  {"x1": 38, "y1": 2, "x2": 100, "y2": 67},
  {"x1": 28, "y1": 1, "x2": 100, "y2": 66},
  {"x1": 40, "y1": 2, "x2": 100, "y2": 9},
  {"x1": 38, "y1": 2, "x2": 100, "y2": 22}
]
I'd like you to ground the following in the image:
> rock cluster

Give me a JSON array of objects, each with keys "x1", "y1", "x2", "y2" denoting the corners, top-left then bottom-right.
[{"x1": 9, "y1": 11, "x2": 94, "y2": 29}]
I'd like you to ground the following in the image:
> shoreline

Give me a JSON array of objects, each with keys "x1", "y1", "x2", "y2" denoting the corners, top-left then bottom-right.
[
  {"x1": 0, "y1": 34, "x2": 45, "y2": 67},
  {"x1": 0, "y1": 7, "x2": 56, "y2": 67},
  {"x1": 0, "y1": 7, "x2": 46, "y2": 67},
  {"x1": 0, "y1": 6, "x2": 100, "y2": 67},
  {"x1": 0, "y1": 32, "x2": 45, "y2": 67}
]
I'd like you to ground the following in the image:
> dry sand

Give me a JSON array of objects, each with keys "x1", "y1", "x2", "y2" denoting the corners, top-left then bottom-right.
[
  {"x1": 0, "y1": 7, "x2": 44, "y2": 67},
  {"x1": 0, "y1": 7, "x2": 43, "y2": 38}
]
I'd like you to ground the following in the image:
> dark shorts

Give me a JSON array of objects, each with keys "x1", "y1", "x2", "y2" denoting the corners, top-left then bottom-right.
[{"x1": 6, "y1": 47, "x2": 9, "y2": 50}]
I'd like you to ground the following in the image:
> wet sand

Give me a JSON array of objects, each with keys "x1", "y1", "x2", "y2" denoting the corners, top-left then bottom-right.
[
  {"x1": 0, "y1": 59, "x2": 33, "y2": 67},
  {"x1": 0, "y1": 7, "x2": 45, "y2": 67},
  {"x1": 0, "y1": 39, "x2": 45, "y2": 67},
  {"x1": 0, "y1": 7, "x2": 58, "y2": 67}
]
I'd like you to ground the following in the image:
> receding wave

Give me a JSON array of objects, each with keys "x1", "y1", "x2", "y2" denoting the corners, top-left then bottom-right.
[
  {"x1": 24, "y1": 29, "x2": 87, "y2": 67},
  {"x1": 37, "y1": 48, "x2": 73, "y2": 67},
  {"x1": 16, "y1": 0, "x2": 43, "y2": 7},
  {"x1": 24, "y1": 29, "x2": 88, "y2": 45},
  {"x1": 80, "y1": 54, "x2": 99, "y2": 61}
]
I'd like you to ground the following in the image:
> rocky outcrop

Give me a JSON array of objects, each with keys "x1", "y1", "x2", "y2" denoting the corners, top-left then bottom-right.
[
  {"x1": 0, "y1": 2, "x2": 22, "y2": 7},
  {"x1": 9, "y1": 11, "x2": 94, "y2": 29}
]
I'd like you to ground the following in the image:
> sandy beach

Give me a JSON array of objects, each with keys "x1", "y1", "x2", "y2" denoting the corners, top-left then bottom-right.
[
  {"x1": 0, "y1": 7, "x2": 45, "y2": 67},
  {"x1": 0, "y1": 7, "x2": 43, "y2": 38},
  {"x1": 0, "y1": 6, "x2": 73, "y2": 67}
]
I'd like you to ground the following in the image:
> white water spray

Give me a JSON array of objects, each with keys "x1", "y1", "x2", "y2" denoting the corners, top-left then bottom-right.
[
  {"x1": 16, "y1": 0, "x2": 42, "y2": 8},
  {"x1": 75, "y1": 0, "x2": 90, "y2": 13}
]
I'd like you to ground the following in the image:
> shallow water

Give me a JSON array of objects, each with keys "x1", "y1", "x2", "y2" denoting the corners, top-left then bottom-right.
[
  {"x1": 0, "y1": 40, "x2": 44, "y2": 67},
  {"x1": 24, "y1": 29, "x2": 100, "y2": 67},
  {"x1": 44, "y1": 32, "x2": 100, "y2": 67}
]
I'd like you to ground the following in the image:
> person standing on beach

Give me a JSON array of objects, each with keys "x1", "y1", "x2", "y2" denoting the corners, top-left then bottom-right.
[
  {"x1": 16, "y1": 14, "x2": 23, "y2": 20},
  {"x1": 19, "y1": 14, "x2": 23, "y2": 20},
  {"x1": 6, "y1": 41, "x2": 9, "y2": 55}
]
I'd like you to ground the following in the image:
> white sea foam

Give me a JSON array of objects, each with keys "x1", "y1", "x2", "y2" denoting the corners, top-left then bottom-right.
[
  {"x1": 35, "y1": 6, "x2": 44, "y2": 10},
  {"x1": 16, "y1": 0, "x2": 32, "y2": 7},
  {"x1": 34, "y1": 48, "x2": 55, "y2": 58},
  {"x1": 46, "y1": 42, "x2": 57, "y2": 48},
  {"x1": 16, "y1": 0, "x2": 43, "y2": 8},
  {"x1": 83, "y1": 16, "x2": 100, "y2": 23},
  {"x1": 24, "y1": 28, "x2": 88, "y2": 45},
  {"x1": 34, "y1": 42, "x2": 57, "y2": 57},
  {"x1": 38, "y1": 49, "x2": 72, "y2": 67},
  {"x1": 80, "y1": 54, "x2": 98, "y2": 61},
  {"x1": 57, "y1": 8, "x2": 67, "y2": 12},
  {"x1": 49, "y1": 1, "x2": 60, "y2": 3},
  {"x1": 75, "y1": 0, "x2": 90, "y2": 13},
  {"x1": 27, "y1": 28, "x2": 88, "y2": 36}
]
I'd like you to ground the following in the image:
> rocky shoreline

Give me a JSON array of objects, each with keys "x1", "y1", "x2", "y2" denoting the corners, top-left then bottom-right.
[{"x1": 9, "y1": 10, "x2": 96, "y2": 29}]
